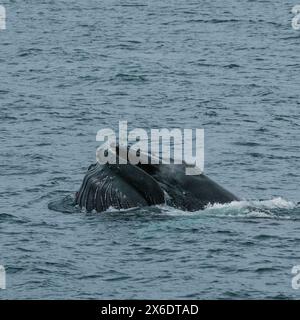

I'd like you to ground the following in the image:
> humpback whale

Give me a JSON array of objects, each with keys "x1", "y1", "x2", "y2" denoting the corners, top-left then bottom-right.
[{"x1": 73, "y1": 146, "x2": 239, "y2": 213}]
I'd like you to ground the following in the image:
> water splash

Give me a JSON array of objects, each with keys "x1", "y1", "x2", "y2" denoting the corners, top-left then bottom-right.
[{"x1": 157, "y1": 197, "x2": 300, "y2": 220}]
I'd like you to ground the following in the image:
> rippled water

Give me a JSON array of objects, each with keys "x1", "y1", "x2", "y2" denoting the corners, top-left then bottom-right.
[{"x1": 1, "y1": 0, "x2": 300, "y2": 299}]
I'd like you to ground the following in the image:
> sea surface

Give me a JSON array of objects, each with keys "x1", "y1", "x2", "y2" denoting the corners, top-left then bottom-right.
[{"x1": 1, "y1": 0, "x2": 300, "y2": 299}]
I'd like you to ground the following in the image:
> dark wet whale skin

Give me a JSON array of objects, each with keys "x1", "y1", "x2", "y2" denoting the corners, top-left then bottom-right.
[
  {"x1": 75, "y1": 162, "x2": 165, "y2": 212},
  {"x1": 75, "y1": 162, "x2": 239, "y2": 213},
  {"x1": 138, "y1": 163, "x2": 239, "y2": 211}
]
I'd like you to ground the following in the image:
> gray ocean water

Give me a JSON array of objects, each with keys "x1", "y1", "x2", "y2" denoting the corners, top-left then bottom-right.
[{"x1": 1, "y1": 0, "x2": 300, "y2": 299}]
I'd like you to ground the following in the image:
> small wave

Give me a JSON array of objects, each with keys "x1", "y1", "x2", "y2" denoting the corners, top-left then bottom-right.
[
  {"x1": 0, "y1": 213, "x2": 29, "y2": 224},
  {"x1": 48, "y1": 194, "x2": 79, "y2": 214},
  {"x1": 112, "y1": 73, "x2": 147, "y2": 83}
]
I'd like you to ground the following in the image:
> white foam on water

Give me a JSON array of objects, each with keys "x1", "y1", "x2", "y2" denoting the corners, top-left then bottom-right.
[
  {"x1": 206, "y1": 197, "x2": 295, "y2": 210},
  {"x1": 203, "y1": 197, "x2": 297, "y2": 219},
  {"x1": 78, "y1": 197, "x2": 298, "y2": 220},
  {"x1": 155, "y1": 197, "x2": 298, "y2": 219},
  {"x1": 103, "y1": 206, "x2": 139, "y2": 213}
]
